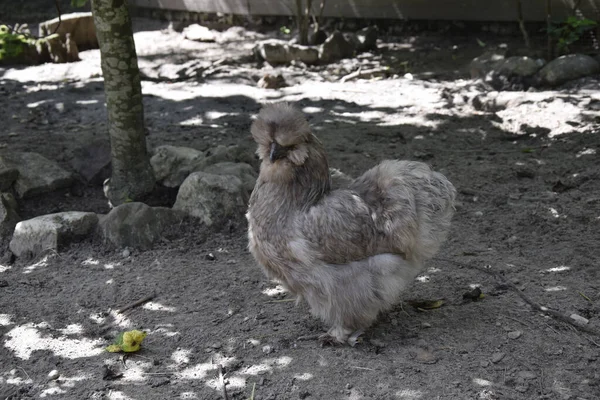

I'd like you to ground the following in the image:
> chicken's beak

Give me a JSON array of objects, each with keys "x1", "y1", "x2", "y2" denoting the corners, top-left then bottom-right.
[{"x1": 269, "y1": 142, "x2": 287, "y2": 162}]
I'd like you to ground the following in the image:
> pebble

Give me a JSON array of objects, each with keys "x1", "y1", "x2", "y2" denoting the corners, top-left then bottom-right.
[
  {"x1": 518, "y1": 371, "x2": 537, "y2": 380},
  {"x1": 474, "y1": 211, "x2": 484, "y2": 217},
  {"x1": 122, "y1": 248, "x2": 130, "y2": 258},
  {"x1": 206, "y1": 253, "x2": 216, "y2": 261},
  {"x1": 508, "y1": 330, "x2": 522, "y2": 340},
  {"x1": 491, "y1": 352, "x2": 506, "y2": 363},
  {"x1": 262, "y1": 345, "x2": 272, "y2": 354},
  {"x1": 570, "y1": 313, "x2": 589, "y2": 325},
  {"x1": 47, "y1": 370, "x2": 60, "y2": 380}
]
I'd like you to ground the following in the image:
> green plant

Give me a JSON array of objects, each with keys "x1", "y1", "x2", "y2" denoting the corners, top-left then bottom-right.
[
  {"x1": 0, "y1": 25, "x2": 36, "y2": 63},
  {"x1": 548, "y1": 16, "x2": 597, "y2": 53}
]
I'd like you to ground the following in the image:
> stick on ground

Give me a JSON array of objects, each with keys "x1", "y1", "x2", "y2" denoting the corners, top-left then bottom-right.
[
  {"x1": 437, "y1": 258, "x2": 600, "y2": 341},
  {"x1": 117, "y1": 292, "x2": 156, "y2": 314}
]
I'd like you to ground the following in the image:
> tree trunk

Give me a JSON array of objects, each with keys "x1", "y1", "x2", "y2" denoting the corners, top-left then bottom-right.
[
  {"x1": 91, "y1": 0, "x2": 154, "y2": 206},
  {"x1": 295, "y1": 0, "x2": 311, "y2": 45}
]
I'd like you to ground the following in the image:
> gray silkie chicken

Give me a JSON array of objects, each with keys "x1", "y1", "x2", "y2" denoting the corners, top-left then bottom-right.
[{"x1": 246, "y1": 103, "x2": 456, "y2": 345}]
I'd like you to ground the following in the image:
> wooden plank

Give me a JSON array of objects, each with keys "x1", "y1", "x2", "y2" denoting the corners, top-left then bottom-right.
[{"x1": 130, "y1": 0, "x2": 600, "y2": 21}]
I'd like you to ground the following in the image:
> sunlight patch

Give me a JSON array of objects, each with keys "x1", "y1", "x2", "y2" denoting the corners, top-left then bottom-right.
[
  {"x1": 415, "y1": 275, "x2": 430, "y2": 283},
  {"x1": 576, "y1": 148, "x2": 596, "y2": 157},
  {"x1": 206, "y1": 375, "x2": 246, "y2": 390},
  {"x1": 545, "y1": 286, "x2": 567, "y2": 292},
  {"x1": 294, "y1": 373, "x2": 313, "y2": 381},
  {"x1": 177, "y1": 354, "x2": 236, "y2": 380},
  {"x1": 40, "y1": 386, "x2": 66, "y2": 398},
  {"x1": 262, "y1": 285, "x2": 286, "y2": 297},
  {"x1": 396, "y1": 389, "x2": 423, "y2": 399},
  {"x1": 59, "y1": 324, "x2": 84, "y2": 335},
  {"x1": 23, "y1": 255, "x2": 50, "y2": 274},
  {"x1": 302, "y1": 106, "x2": 323, "y2": 113},
  {"x1": 107, "y1": 391, "x2": 136, "y2": 400},
  {"x1": 122, "y1": 360, "x2": 152, "y2": 382},
  {"x1": 473, "y1": 377, "x2": 493, "y2": 386},
  {"x1": 0, "y1": 314, "x2": 13, "y2": 326},
  {"x1": 81, "y1": 258, "x2": 100, "y2": 266},
  {"x1": 76, "y1": 99, "x2": 99, "y2": 105},
  {"x1": 171, "y1": 348, "x2": 192, "y2": 365},
  {"x1": 5, "y1": 323, "x2": 104, "y2": 360},
  {"x1": 89, "y1": 313, "x2": 106, "y2": 324},
  {"x1": 180, "y1": 116, "x2": 204, "y2": 126},
  {"x1": 180, "y1": 393, "x2": 198, "y2": 399},
  {"x1": 545, "y1": 266, "x2": 570, "y2": 273},
  {"x1": 548, "y1": 208, "x2": 560, "y2": 218},
  {"x1": 27, "y1": 100, "x2": 48, "y2": 108},
  {"x1": 0, "y1": 264, "x2": 11, "y2": 272},
  {"x1": 143, "y1": 302, "x2": 177, "y2": 312},
  {"x1": 108, "y1": 310, "x2": 133, "y2": 328}
]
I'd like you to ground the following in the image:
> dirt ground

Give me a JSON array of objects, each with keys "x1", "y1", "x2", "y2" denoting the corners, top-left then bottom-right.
[{"x1": 1, "y1": 14, "x2": 600, "y2": 400}]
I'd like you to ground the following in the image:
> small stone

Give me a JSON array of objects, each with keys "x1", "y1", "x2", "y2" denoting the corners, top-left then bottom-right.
[
  {"x1": 206, "y1": 253, "x2": 216, "y2": 261},
  {"x1": 298, "y1": 391, "x2": 310, "y2": 399},
  {"x1": 569, "y1": 313, "x2": 589, "y2": 325},
  {"x1": 507, "y1": 235, "x2": 518, "y2": 244},
  {"x1": 508, "y1": 330, "x2": 522, "y2": 340},
  {"x1": 47, "y1": 370, "x2": 60, "y2": 380},
  {"x1": 421, "y1": 322, "x2": 432, "y2": 328},
  {"x1": 491, "y1": 352, "x2": 505, "y2": 363},
  {"x1": 0, "y1": 280, "x2": 8, "y2": 287},
  {"x1": 518, "y1": 371, "x2": 537, "y2": 380},
  {"x1": 474, "y1": 211, "x2": 484, "y2": 217},
  {"x1": 480, "y1": 360, "x2": 490, "y2": 367},
  {"x1": 210, "y1": 342, "x2": 222, "y2": 349},
  {"x1": 262, "y1": 345, "x2": 272, "y2": 354},
  {"x1": 121, "y1": 248, "x2": 130, "y2": 258}
]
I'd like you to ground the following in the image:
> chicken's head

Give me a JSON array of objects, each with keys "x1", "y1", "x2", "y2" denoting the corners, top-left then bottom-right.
[{"x1": 251, "y1": 102, "x2": 314, "y2": 165}]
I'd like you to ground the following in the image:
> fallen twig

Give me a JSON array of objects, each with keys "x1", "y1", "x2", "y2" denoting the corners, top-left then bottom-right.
[
  {"x1": 437, "y1": 258, "x2": 600, "y2": 340},
  {"x1": 296, "y1": 333, "x2": 321, "y2": 341},
  {"x1": 117, "y1": 292, "x2": 156, "y2": 314},
  {"x1": 218, "y1": 364, "x2": 229, "y2": 400},
  {"x1": 340, "y1": 67, "x2": 390, "y2": 83}
]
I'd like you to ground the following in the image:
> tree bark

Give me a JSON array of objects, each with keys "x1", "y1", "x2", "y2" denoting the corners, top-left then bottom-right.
[{"x1": 91, "y1": 0, "x2": 154, "y2": 206}]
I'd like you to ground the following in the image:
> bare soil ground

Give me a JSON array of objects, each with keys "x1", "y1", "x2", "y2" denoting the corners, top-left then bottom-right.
[{"x1": 1, "y1": 15, "x2": 600, "y2": 400}]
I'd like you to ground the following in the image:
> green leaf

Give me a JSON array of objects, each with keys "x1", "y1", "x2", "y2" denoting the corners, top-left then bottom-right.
[{"x1": 71, "y1": 0, "x2": 88, "y2": 7}]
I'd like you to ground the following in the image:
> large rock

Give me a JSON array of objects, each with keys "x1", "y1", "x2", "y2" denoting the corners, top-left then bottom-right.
[
  {"x1": 202, "y1": 162, "x2": 257, "y2": 194},
  {"x1": 38, "y1": 12, "x2": 98, "y2": 51},
  {"x1": 537, "y1": 54, "x2": 600, "y2": 87},
  {"x1": 68, "y1": 139, "x2": 111, "y2": 185},
  {"x1": 469, "y1": 50, "x2": 506, "y2": 79},
  {"x1": 355, "y1": 26, "x2": 378, "y2": 51},
  {"x1": 183, "y1": 24, "x2": 217, "y2": 42},
  {"x1": 98, "y1": 202, "x2": 183, "y2": 250},
  {"x1": 0, "y1": 193, "x2": 20, "y2": 238},
  {"x1": 10, "y1": 212, "x2": 98, "y2": 258},
  {"x1": 0, "y1": 152, "x2": 73, "y2": 198},
  {"x1": 173, "y1": 172, "x2": 247, "y2": 226},
  {"x1": 0, "y1": 159, "x2": 19, "y2": 191},
  {"x1": 150, "y1": 145, "x2": 205, "y2": 188},
  {"x1": 319, "y1": 31, "x2": 356, "y2": 63},
  {"x1": 497, "y1": 56, "x2": 543, "y2": 77},
  {"x1": 202, "y1": 145, "x2": 258, "y2": 170},
  {"x1": 254, "y1": 40, "x2": 319, "y2": 65}
]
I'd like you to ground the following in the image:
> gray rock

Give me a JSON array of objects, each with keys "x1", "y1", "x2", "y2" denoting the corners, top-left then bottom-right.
[
  {"x1": 508, "y1": 330, "x2": 522, "y2": 340},
  {"x1": 287, "y1": 44, "x2": 319, "y2": 65},
  {"x1": 68, "y1": 139, "x2": 111, "y2": 185},
  {"x1": 0, "y1": 152, "x2": 73, "y2": 198},
  {"x1": 355, "y1": 26, "x2": 378, "y2": 51},
  {"x1": 173, "y1": 172, "x2": 247, "y2": 226},
  {"x1": 0, "y1": 193, "x2": 20, "y2": 238},
  {"x1": 202, "y1": 145, "x2": 258, "y2": 170},
  {"x1": 98, "y1": 202, "x2": 183, "y2": 250},
  {"x1": 9, "y1": 212, "x2": 98, "y2": 258},
  {"x1": 254, "y1": 40, "x2": 319, "y2": 65},
  {"x1": 497, "y1": 56, "x2": 542, "y2": 77},
  {"x1": 183, "y1": 24, "x2": 217, "y2": 42},
  {"x1": 38, "y1": 12, "x2": 98, "y2": 51},
  {"x1": 469, "y1": 50, "x2": 506, "y2": 79},
  {"x1": 537, "y1": 54, "x2": 600, "y2": 87},
  {"x1": 319, "y1": 31, "x2": 356, "y2": 63},
  {"x1": 202, "y1": 162, "x2": 257, "y2": 194},
  {"x1": 150, "y1": 145, "x2": 205, "y2": 188},
  {"x1": 0, "y1": 159, "x2": 19, "y2": 191}
]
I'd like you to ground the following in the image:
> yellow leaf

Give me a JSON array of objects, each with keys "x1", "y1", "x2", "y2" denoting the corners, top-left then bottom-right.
[
  {"x1": 106, "y1": 344, "x2": 122, "y2": 353},
  {"x1": 120, "y1": 330, "x2": 147, "y2": 352},
  {"x1": 408, "y1": 299, "x2": 445, "y2": 310}
]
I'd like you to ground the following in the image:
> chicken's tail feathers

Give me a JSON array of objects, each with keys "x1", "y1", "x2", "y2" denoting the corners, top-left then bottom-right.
[{"x1": 350, "y1": 160, "x2": 456, "y2": 262}]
